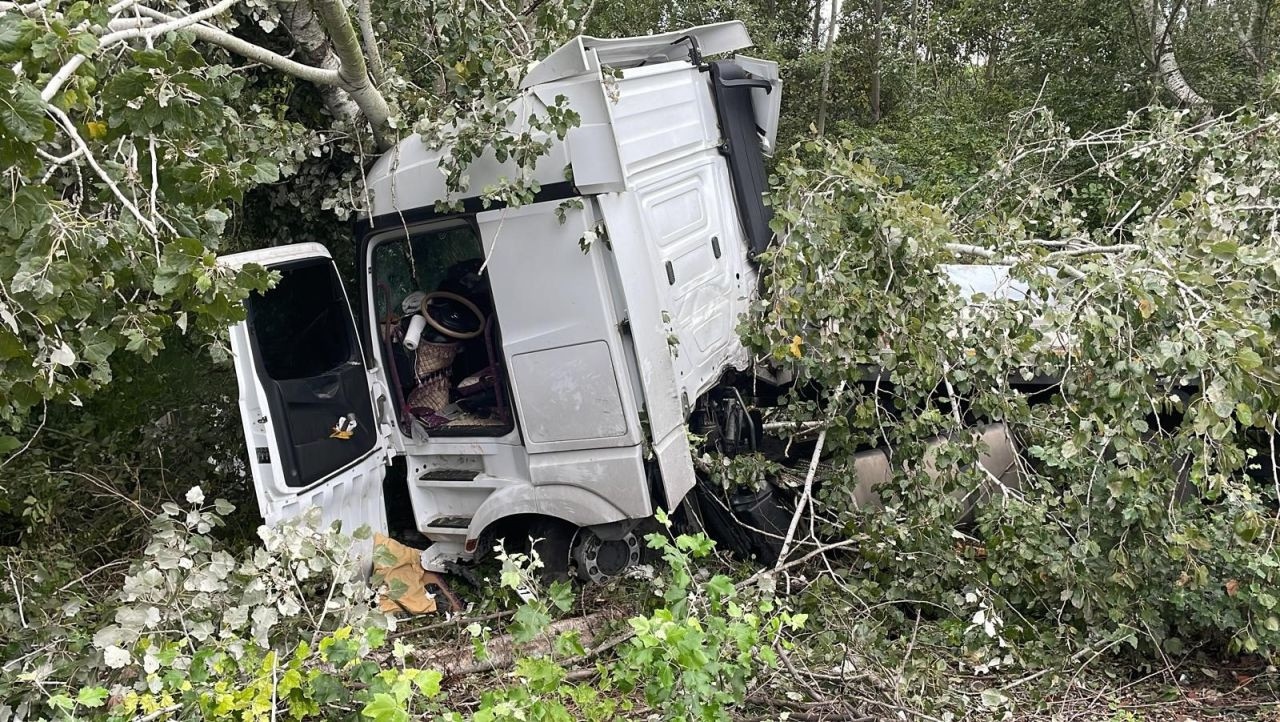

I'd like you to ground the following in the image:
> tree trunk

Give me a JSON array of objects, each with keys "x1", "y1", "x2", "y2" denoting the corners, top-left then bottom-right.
[
  {"x1": 278, "y1": 0, "x2": 395, "y2": 150},
  {"x1": 869, "y1": 0, "x2": 882, "y2": 124},
  {"x1": 412, "y1": 610, "x2": 625, "y2": 677},
  {"x1": 985, "y1": 31, "x2": 1000, "y2": 84},
  {"x1": 277, "y1": 0, "x2": 361, "y2": 125},
  {"x1": 1258, "y1": 0, "x2": 1273, "y2": 79},
  {"x1": 1237, "y1": 0, "x2": 1271, "y2": 80},
  {"x1": 810, "y1": 0, "x2": 823, "y2": 48},
  {"x1": 815, "y1": 0, "x2": 840, "y2": 136},
  {"x1": 1146, "y1": 0, "x2": 1209, "y2": 108},
  {"x1": 310, "y1": 0, "x2": 394, "y2": 150}
]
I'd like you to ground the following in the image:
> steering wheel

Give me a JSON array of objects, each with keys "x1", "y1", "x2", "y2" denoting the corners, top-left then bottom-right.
[{"x1": 420, "y1": 291, "x2": 484, "y2": 340}]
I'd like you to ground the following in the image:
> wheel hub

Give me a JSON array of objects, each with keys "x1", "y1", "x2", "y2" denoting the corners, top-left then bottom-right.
[{"x1": 572, "y1": 530, "x2": 641, "y2": 583}]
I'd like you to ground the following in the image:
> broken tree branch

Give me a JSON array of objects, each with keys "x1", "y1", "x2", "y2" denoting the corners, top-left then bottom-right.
[
  {"x1": 411, "y1": 609, "x2": 625, "y2": 678},
  {"x1": 774, "y1": 381, "x2": 847, "y2": 570},
  {"x1": 309, "y1": 0, "x2": 395, "y2": 150},
  {"x1": 40, "y1": 0, "x2": 393, "y2": 150},
  {"x1": 129, "y1": 6, "x2": 341, "y2": 86},
  {"x1": 45, "y1": 104, "x2": 158, "y2": 236},
  {"x1": 356, "y1": 0, "x2": 386, "y2": 87},
  {"x1": 41, "y1": 0, "x2": 239, "y2": 102}
]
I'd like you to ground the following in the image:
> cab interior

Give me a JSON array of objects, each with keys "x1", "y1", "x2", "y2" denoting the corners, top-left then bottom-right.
[{"x1": 370, "y1": 222, "x2": 513, "y2": 437}]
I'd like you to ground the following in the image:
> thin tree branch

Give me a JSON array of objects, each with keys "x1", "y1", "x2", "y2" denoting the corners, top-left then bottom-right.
[
  {"x1": 45, "y1": 104, "x2": 158, "y2": 236},
  {"x1": 129, "y1": 6, "x2": 342, "y2": 85},
  {"x1": 355, "y1": 0, "x2": 386, "y2": 86},
  {"x1": 0, "y1": 0, "x2": 53, "y2": 14},
  {"x1": 41, "y1": 0, "x2": 240, "y2": 103}
]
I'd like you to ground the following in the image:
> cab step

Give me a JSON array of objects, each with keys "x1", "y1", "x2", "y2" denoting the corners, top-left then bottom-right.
[{"x1": 420, "y1": 469, "x2": 480, "y2": 481}]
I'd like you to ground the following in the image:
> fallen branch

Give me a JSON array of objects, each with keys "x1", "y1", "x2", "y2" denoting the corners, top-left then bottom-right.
[
  {"x1": 45, "y1": 104, "x2": 159, "y2": 236},
  {"x1": 386, "y1": 609, "x2": 513, "y2": 640},
  {"x1": 128, "y1": 7, "x2": 341, "y2": 86},
  {"x1": 42, "y1": 0, "x2": 240, "y2": 102},
  {"x1": 738, "y1": 538, "x2": 858, "y2": 590},
  {"x1": 773, "y1": 427, "x2": 827, "y2": 569},
  {"x1": 411, "y1": 609, "x2": 625, "y2": 678}
]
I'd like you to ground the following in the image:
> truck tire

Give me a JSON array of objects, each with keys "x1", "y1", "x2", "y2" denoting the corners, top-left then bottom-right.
[{"x1": 527, "y1": 516, "x2": 576, "y2": 583}]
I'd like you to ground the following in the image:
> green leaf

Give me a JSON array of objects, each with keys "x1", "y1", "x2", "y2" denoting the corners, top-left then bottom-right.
[
  {"x1": 0, "y1": 15, "x2": 34, "y2": 55},
  {"x1": 0, "y1": 76, "x2": 48, "y2": 142},
  {"x1": 73, "y1": 32, "x2": 98, "y2": 56},
  {"x1": 510, "y1": 603, "x2": 551, "y2": 644},
  {"x1": 372, "y1": 542, "x2": 398, "y2": 568},
  {"x1": 980, "y1": 689, "x2": 1009, "y2": 708},
  {"x1": 75, "y1": 687, "x2": 109, "y2": 708},
  {"x1": 360, "y1": 692, "x2": 408, "y2": 722},
  {"x1": 132, "y1": 48, "x2": 170, "y2": 68},
  {"x1": 1236, "y1": 348, "x2": 1263, "y2": 371},
  {"x1": 705, "y1": 574, "x2": 734, "y2": 601},
  {"x1": 547, "y1": 580, "x2": 574, "y2": 612},
  {"x1": 80, "y1": 327, "x2": 117, "y2": 366},
  {"x1": 412, "y1": 668, "x2": 442, "y2": 699},
  {"x1": 46, "y1": 694, "x2": 74, "y2": 712}
]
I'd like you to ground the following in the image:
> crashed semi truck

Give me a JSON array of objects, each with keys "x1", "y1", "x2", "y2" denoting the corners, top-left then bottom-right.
[{"x1": 220, "y1": 21, "x2": 1020, "y2": 580}]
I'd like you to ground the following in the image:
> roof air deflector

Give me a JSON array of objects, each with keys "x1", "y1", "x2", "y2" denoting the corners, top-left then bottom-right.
[{"x1": 520, "y1": 21, "x2": 753, "y2": 89}]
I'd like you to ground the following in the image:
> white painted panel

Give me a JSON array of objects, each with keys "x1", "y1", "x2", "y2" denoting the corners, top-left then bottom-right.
[
  {"x1": 594, "y1": 192, "x2": 694, "y2": 507},
  {"x1": 610, "y1": 65, "x2": 719, "y2": 175},
  {"x1": 512, "y1": 341, "x2": 628, "y2": 443},
  {"x1": 631, "y1": 154, "x2": 756, "y2": 401},
  {"x1": 477, "y1": 200, "x2": 642, "y2": 455},
  {"x1": 652, "y1": 425, "x2": 695, "y2": 508},
  {"x1": 221, "y1": 244, "x2": 389, "y2": 567},
  {"x1": 527, "y1": 445, "x2": 650, "y2": 518},
  {"x1": 650, "y1": 185, "x2": 706, "y2": 243}
]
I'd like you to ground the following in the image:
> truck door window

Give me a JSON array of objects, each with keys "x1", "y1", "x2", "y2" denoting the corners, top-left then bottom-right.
[
  {"x1": 253, "y1": 261, "x2": 357, "y2": 380},
  {"x1": 373, "y1": 225, "x2": 482, "y2": 319}
]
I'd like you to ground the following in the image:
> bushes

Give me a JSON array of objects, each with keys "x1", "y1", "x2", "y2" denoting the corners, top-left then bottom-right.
[
  {"x1": 1, "y1": 492, "x2": 801, "y2": 721},
  {"x1": 748, "y1": 102, "x2": 1280, "y2": 660}
]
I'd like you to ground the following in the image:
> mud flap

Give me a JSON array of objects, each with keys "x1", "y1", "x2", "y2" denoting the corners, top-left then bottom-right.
[{"x1": 654, "y1": 427, "x2": 697, "y2": 509}]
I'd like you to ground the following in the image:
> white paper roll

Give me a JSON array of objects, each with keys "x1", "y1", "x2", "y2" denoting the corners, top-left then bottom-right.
[{"x1": 403, "y1": 313, "x2": 427, "y2": 350}]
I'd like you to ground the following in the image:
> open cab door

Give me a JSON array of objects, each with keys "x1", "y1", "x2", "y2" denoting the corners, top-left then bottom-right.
[{"x1": 220, "y1": 243, "x2": 389, "y2": 542}]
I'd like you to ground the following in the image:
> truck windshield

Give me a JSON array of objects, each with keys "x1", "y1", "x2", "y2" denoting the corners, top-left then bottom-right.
[{"x1": 372, "y1": 222, "x2": 482, "y2": 320}]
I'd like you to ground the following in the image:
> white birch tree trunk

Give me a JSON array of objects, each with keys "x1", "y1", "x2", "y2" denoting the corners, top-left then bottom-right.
[{"x1": 1148, "y1": 0, "x2": 1209, "y2": 108}]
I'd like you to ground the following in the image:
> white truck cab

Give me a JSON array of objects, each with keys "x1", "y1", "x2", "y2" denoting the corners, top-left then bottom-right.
[{"x1": 220, "y1": 22, "x2": 783, "y2": 577}]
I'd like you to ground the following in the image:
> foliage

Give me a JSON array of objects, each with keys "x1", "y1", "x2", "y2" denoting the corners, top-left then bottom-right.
[
  {"x1": 0, "y1": 0, "x2": 593, "y2": 441},
  {"x1": 0, "y1": 7, "x2": 303, "y2": 431},
  {"x1": 612, "y1": 510, "x2": 805, "y2": 720},
  {"x1": 381, "y1": 0, "x2": 589, "y2": 209},
  {"x1": 4, "y1": 0, "x2": 1280, "y2": 718},
  {"x1": 747, "y1": 99, "x2": 1280, "y2": 670},
  {"x1": 2, "y1": 491, "x2": 800, "y2": 721}
]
